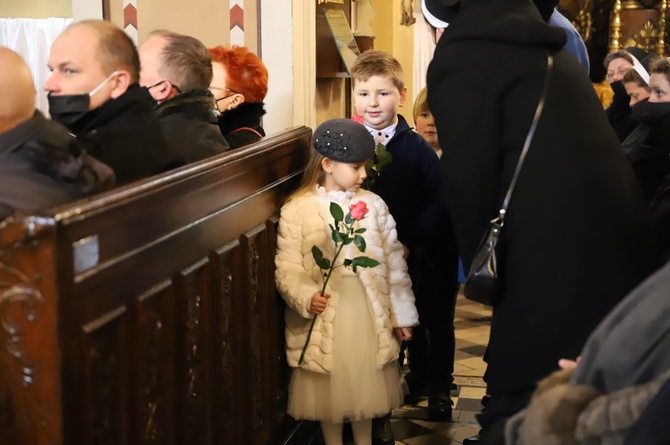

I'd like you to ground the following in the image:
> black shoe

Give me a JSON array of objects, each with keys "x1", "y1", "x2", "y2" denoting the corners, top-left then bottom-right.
[
  {"x1": 427, "y1": 392, "x2": 453, "y2": 421},
  {"x1": 462, "y1": 435, "x2": 481, "y2": 444},
  {"x1": 371, "y1": 413, "x2": 394, "y2": 445},
  {"x1": 481, "y1": 394, "x2": 491, "y2": 407}
]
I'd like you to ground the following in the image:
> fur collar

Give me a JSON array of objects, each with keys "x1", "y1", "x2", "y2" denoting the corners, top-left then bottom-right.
[{"x1": 154, "y1": 89, "x2": 218, "y2": 123}]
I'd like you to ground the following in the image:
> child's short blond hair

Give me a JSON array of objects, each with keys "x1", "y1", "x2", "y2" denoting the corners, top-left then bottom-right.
[
  {"x1": 413, "y1": 87, "x2": 430, "y2": 123},
  {"x1": 350, "y1": 49, "x2": 405, "y2": 92}
]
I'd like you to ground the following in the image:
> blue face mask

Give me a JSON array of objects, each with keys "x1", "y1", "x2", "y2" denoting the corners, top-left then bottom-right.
[{"x1": 48, "y1": 71, "x2": 118, "y2": 130}]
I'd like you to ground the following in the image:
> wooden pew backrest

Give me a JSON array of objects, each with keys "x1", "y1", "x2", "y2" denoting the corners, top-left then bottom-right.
[{"x1": 0, "y1": 126, "x2": 311, "y2": 445}]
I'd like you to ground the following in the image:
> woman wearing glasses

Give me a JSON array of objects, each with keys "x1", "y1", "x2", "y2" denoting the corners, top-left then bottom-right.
[{"x1": 208, "y1": 45, "x2": 268, "y2": 149}]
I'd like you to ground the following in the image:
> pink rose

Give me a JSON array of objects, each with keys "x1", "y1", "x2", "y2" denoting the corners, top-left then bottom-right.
[
  {"x1": 349, "y1": 201, "x2": 369, "y2": 220},
  {"x1": 351, "y1": 114, "x2": 364, "y2": 125}
]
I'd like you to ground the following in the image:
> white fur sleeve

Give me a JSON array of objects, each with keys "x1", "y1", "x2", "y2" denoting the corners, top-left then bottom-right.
[
  {"x1": 275, "y1": 201, "x2": 321, "y2": 319},
  {"x1": 376, "y1": 197, "x2": 419, "y2": 328}
]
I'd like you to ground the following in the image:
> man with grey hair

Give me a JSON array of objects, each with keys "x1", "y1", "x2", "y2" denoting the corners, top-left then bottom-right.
[{"x1": 140, "y1": 30, "x2": 229, "y2": 161}]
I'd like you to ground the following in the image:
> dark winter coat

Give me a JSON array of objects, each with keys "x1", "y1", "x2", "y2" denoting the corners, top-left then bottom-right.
[
  {"x1": 217, "y1": 101, "x2": 266, "y2": 149},
  {"x1": 154, "y1": 89, "x2": 230, "y2": 163},
  {"x1": 426, "y1": 0, "x2": 659, "y2": 412},
  {"x1": 0, "y1": 111, "x2": 114, "y2": 220},
  {"x1": 72, "y1": 84, "x2": 183, "y2": 185}
]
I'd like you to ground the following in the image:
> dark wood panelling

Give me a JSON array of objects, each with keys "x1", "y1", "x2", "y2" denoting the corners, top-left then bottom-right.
[{"x1": 0, "y1": 126, "x2": 313, "y2": 445}]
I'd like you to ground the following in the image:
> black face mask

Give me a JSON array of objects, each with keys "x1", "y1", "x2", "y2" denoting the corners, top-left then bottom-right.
[
  {"x1": 632, "y1": 99, "x2": 670, "y2": 125},
  {"x1": 47, "y1": 71, "x2": 119, "y2": 132},
  {"x1": 609, "y1": 80, "x2": 632, "y2": 108},
  {"x1": 138, "y1": 86, "x2": 158, "y2": 108},
  {"x1": 47, "y1": 93, "x2": 91, "y2": 130}
]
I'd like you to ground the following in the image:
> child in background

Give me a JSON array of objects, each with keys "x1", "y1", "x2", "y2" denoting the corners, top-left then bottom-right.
[
  {"x1": 275, "y1": 118, "x2": 418, "y2": 445},
  {"x1": 412, "y1": 87, "x2": 441, "y2": 157},
  {"x1": 350, "y1": 50, "x2": 459, "y2": 438}
]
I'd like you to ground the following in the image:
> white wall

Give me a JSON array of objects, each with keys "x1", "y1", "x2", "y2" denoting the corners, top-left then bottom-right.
[{"x1": 261, "y1": 0, "x2": 296, "y2": 136}]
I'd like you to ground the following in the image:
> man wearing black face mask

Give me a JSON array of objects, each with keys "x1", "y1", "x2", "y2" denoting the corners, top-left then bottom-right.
[
  {"x1": 139, "y1": 30, "x2": 230, "y2": 161},
  {"x1": 45, "y1": 20, "x2": 184, "y2": 185}
]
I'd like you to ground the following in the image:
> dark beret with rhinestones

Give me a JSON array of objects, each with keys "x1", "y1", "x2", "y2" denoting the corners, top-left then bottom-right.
[{"x1": 312, "y1": 118, "x2": 375, "y2": 163}]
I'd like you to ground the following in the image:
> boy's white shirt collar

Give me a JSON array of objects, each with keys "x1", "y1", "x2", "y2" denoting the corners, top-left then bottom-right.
[{"x1": 364, "y1": 122, "x2": 398, "y2": 146}]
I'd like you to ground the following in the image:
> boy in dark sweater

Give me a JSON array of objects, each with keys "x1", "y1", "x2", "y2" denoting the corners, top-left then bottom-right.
[{"x1": 350, "y1": 50, "x2": 459, "y2": 444}]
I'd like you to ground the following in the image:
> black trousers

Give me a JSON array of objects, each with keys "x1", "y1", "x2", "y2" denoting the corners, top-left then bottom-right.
[{"x1": 405, "y1": 245, "x2": 459, "y2": 393}]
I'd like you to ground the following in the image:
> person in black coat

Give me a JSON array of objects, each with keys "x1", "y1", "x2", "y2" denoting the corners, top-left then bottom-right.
[
  {"x1": 1, "y1": 47, "x2": 113, "y2": 220},
  {"x1": 45, "y1": 20, "x2": 183, "y2": 185},
  {"x1": 140, "y1": 30, "x2": 230, "y2": 162},
  {"x1": 209, "y1": 45, "x2": 268, "y2": 148},
  {"x1": 424, "y1": 0, "x2": 660, "y2": 442}
]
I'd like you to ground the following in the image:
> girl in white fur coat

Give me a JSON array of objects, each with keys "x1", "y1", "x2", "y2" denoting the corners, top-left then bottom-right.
[{"x1": 276, "y1": 119, "x2": 419, "y2": 445}]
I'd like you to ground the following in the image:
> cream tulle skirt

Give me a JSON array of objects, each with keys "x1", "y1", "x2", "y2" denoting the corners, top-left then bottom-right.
[{"x1": 288, "y1": 273, "x2": 404, "y2": 423}]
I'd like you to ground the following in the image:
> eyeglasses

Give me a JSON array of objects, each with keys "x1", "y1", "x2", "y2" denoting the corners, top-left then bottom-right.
[
  {"x1": 210, "y1": 86, "x2": 239, "y2": 103},
  {"x1": 606, "y1": 67, "x2": 632, "y2": 82},
  {"x1": 147, "y1": 79, "x2": 182, "y2": 94}
]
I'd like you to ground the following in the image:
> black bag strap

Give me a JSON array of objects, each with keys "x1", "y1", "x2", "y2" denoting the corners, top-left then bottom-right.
[{"x1": 496, "y1": 53, "x2": 554, "y2": 225}]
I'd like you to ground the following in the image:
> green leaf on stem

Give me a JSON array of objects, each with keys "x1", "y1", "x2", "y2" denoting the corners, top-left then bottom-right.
[
  {"x1": 355, "y1": 228, "x2": 367, "y2": 234},
  {"x1": 354, "y1": 235, "x2": 366, "y2": 252},
  {"x1": 343, "y1": 237, "x2": 353, "y2": 245},
  {"x1": 351, "y1": 256, "x2": 380, "y2": 272},
  {"x1": 312, "y1": 246, "x2": 331, "y2": 270},
  {"x1": 345, "y1": 213, "x2": 353, "y2": 225},
  {"x1": 332, "y1": 229, "x2": 341, "y2": 243},
  {"x1": 330, "y1": 202, "x2": 344, "y2": 222}
]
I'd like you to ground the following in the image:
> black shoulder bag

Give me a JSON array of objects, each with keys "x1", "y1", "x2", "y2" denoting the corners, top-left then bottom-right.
[{"x1": 463, "y1": 53, "x2": 554, "y2": 306}]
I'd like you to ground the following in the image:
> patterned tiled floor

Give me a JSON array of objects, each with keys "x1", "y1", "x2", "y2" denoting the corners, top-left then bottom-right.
[{"x1": 390, "y1": 291, "x2": 492, "y2": 445}]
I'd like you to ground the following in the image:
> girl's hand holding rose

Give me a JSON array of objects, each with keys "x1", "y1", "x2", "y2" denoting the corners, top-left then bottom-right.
[{"x1": 310, "y1": 292, "x2": 331, "y2": 314}]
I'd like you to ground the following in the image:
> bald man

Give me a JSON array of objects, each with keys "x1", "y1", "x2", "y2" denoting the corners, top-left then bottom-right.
[
  {"x1": 139, "y1": 30, "x2": 229, "y2": 162},
  {"x1": 45, "y1": 20, "x2": 183, "y2": 185},
  {"x1": 0, "y1": 47, "x2": 112, "y2": 220}
]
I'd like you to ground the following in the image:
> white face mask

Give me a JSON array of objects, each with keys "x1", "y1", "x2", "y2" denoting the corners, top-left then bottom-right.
[{"x1": 89, "y1": 70, "x2": 120, "y2": 97}]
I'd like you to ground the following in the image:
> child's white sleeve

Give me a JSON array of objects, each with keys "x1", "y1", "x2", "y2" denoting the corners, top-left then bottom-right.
[
  {"x1": 275, "y1": 203, "x2": 322, "y2": 319},
  {"x1": 377, "y1": 200, "x2": 419, "y2": 328}
]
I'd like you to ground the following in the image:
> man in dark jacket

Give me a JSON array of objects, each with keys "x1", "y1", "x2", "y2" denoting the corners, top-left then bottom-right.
[
  {"x1": 1, "y1": 47, "x2": 114, "y2": 220},
  {"x1": 425, "y1": 0, "x2": 660, "y2": 443},
  {"x1": 44, "y1": 20, "x2": 182, "y2": 185},
  {"x1": 140, "y1": 30, "x2": 230, "y2": 161}
]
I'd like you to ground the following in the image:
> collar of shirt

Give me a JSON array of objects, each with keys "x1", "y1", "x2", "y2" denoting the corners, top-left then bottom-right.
[{"x1": 365, "y1": 122, "x2": 397, "y2": 146}]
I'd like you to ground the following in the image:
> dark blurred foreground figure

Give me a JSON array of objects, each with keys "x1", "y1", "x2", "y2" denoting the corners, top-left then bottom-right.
[
  {"x1": 209, "y1": 45, "x2": 268, "y2": 148},
  {"x1": 45, "y1": 20, "x2": 181, "y2": 185},
  {"x1": 1, "y1": 46, "x2": 114, "y2": 220},
  {"x1": 424, "y1": 0, "x2": 660, "y2": 443},
  {"x1": 505, "y1": 258, "x2": 670, "y2": 444}
]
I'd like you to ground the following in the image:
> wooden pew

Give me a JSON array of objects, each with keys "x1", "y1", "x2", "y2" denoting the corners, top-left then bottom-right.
[{"x1": 0, "y1": 126, "x2": 320, "y2": 445}]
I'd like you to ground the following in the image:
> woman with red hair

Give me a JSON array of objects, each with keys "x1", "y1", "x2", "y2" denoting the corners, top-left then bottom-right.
[{"x1": 208, "y1": 45, "x2": 268, "y2": 148}]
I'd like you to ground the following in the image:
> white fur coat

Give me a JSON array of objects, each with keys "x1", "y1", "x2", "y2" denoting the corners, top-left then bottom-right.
[{"x1": 275, "y1": 187, "x2": 418, "y2": 374}]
